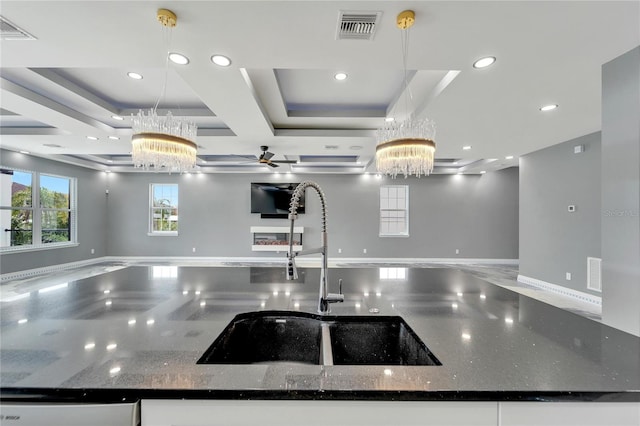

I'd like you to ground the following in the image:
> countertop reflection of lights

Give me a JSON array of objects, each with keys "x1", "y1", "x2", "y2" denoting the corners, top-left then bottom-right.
[
  {"x1": 505, "y1": 155, "x2": 514, "y2": 160},
  {"x1": 109, "y1": 366, "x2": 121, "y2": 375},
  {"x1": 195, "y1": 291, "x2": 201, "y2": 295},
  {"x1": 294, "y1": 302, "x2": 300, "y2": 309},
  {"x1": 505, "y1": 317, "x2": 514, "y2": 324},
  {"x1": 540, "y1": 104, "x2": 558, "y2": 112},
  {"x1": 364, "y1": 292, "x2": 369, "y2": 297},
  {"x1": 480, "y1": 171, "x2": 487, "y2": 174},
  {"x1": 18, "y1": 318, "x2": 28, "y2": 324},
  {"x1": 127, "y1": 72, "x2": 143, "y2": 80},
  {"x1": 383, "y1": 368, "x2": 393, "y2": 376},
  {"x1": 106, "y1": 343, "x2": 117, "y2": 350},
  {"x1": 355, "y1": 303, "x2": 361, "y2": 308},
  {"x1": 273, "y1": 291, "x2": 279, "y2": 296},
  {"x1": 87, "y1": 136, "x2": 98, "y2": 141},
  {"x1": 480, "y1": 294, "x2": 487, "y2": 299},
  {"x1": 457, "y1": 292, "x2": 463, "y2": 297},
  {"x1": 146, "y1": 319, "x2": 155, "y2": 325},
  {"x1": 84, "y1": 342, "x2": 96, "y2": 350},
  {"x1": 128, "y1": 319, "x2": 136, "y2": 325},
  {"x1": 285, "y1": 291, "x2": 291, "y2": 296},
  {"x1": 182, "y1": 290, "x2": 188, "y2": 295},
  {"x1": 103, "y1": 290, "x2": 110, "y2": 294},
  {"x1": 463, "y1": 145, "x2": 472, "y2": 150},
  {"x1": 105, "y1": 300, "x2": 112, "y2": 306},
  {"x1": 452, "y1": 303, "x2": 458, "y2": 309},
  {"x1": 38, "y1": 283, "x2": 69, "y2": 293},
  {"x1": 260, "y1": 301, "x2": 266, "y2": 308},
  {"x1": 462, "y1": 333, "x2": 471, "y2": 340},
  {"x1": 200, "y1": 301, "x2": 206, "y2": 307},
  {"x1": 385, "y1": 117, "x2": 395, "y2": 122}
]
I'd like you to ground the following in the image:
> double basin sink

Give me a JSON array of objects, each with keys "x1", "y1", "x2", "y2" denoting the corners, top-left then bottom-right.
[{"x1": 197, "y1": 310, "x2": 441, "y2": 366}]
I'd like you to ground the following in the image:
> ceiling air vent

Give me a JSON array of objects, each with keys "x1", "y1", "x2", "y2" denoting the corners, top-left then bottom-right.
[
  {"x1": 1, "y1": 16, "x2": 36, "y2": 40},
  {"x1": 336, "y1": 11, "x2": 381, "y2": 41}
]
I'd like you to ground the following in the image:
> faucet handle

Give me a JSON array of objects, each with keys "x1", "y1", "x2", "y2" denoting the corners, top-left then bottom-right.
[
  {"x1": 286, "y1": 256, "x2": 298, "y2": 280},
  {"x1": 338, "y1": 278, "x2": 343, "y2": 295}
]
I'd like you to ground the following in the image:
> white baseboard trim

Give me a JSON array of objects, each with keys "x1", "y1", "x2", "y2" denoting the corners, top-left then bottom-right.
[
  {"x1": 0, "y1": 257, "x2": 109, "y2": 283},
  {"x1": 1, "y1": 256, "x2": 519, "y2": 282},
  {"x1": 517, "y1": 274, "x2": 602, "y2": 306}
]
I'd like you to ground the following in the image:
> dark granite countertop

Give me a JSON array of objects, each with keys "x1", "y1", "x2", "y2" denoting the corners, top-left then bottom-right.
[{"x1": 1, "y1": 266, "x2": 639, "y2": 402}]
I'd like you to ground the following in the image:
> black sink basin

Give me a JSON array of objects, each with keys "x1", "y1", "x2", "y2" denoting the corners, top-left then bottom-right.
[
  {"x1": 197, "y1": 311, "x2": 441, "y2": 366},
  {"x1": 328, "y1": 317, "x2": 440, "y2": 365},
  {"x1": 197, "y1": 311, "x2": 322, "y2": 364}
]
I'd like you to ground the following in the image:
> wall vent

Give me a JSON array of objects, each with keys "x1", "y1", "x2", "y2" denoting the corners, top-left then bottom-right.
[
  {"x1": 0, "y1": 16, "x2": 36, "y2": 40},
  {"x1": 587, "y1": 257, "x2": 602, "y2": 292},
  {"x1": 336, "y1": 11, "x2": 381, "y2": 41}
]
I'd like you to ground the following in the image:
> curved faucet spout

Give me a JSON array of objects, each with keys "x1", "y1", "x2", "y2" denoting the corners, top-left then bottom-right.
[{"x1": 286, "y1": 181, "x2": 343, "y2": 313}]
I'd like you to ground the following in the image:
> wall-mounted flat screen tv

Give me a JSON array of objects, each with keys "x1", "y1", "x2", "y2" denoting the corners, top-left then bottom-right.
[{"x1": 251, "y1": 183, "x2": 305, "y2": 218}]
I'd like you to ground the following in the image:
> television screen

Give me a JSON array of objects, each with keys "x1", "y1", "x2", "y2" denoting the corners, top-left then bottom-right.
[{"x1": 251, "y1": 183, "x2": 305, "y2": 218}]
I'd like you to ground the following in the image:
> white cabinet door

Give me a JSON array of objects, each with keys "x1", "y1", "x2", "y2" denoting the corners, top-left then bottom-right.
[
  {"x1": 499, "y1": 402, "x2": 640, "y2": 426},
  {"x1": 142, "y1": 400, "x2": 498, "y2": 426}
]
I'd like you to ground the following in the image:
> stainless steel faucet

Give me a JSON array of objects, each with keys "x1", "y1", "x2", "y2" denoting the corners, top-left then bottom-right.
[{"x1": 286, "y1": 181, "x2": 344, "y2": 313}]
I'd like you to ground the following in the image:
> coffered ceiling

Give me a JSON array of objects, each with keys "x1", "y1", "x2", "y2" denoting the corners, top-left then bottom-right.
[{"x1": 1, "y1": 1, "x2": 638, "y2": 174}]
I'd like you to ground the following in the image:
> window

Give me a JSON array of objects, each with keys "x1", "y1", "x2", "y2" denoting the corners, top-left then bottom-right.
[
  {"x1": 1, "y1": 167, "x2": 77, "y2": 251},
  {"x1": 150, "y1": 184, "x2": 179, "y2": 235},
  {"x1": 379, "y1": 185, "x2": 409, "y2": 237}
]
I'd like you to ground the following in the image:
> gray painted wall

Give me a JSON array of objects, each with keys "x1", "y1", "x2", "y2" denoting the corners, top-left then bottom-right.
[
  {"x1": 601, "y1": 46, "x2": 640, "y2": 336},
  {"x1": 0, "y1": 149, "x2": 108, "y2": 274},
  {"x1": 106, "y1": 168, "x2": 519, "y2": 259},
  {"x1": 519, "y1": 132, "x2": 601, "y2": 294}
]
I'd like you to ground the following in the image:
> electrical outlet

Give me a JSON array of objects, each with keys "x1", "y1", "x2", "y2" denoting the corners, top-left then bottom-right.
[
  {"x1": 338, "y1": 248, "x2": 342, "y2": 254},
  {"x1": 363, "y1": 248, "x2": 367, "y2": 254},
  {"x1": 192, "y1": 247, "x2": 196, "y2": 253},
  {"x1": 91, "y1": 248, "x2": 95, "y2": 254},
  {"x1": 566, "y1": 272, "x2": 572, "y2": 280},
  {"x1": 455, "y1": 249, "x2": 460, "y2": 254}
]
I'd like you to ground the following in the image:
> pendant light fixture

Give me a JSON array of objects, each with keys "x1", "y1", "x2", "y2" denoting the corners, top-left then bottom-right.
[
  {"x1": 375, "y1": 10, "x2": 436, "y2": 178},
  {"x1": 131, "y1": 9, "x2": 197, "y2": 172}
]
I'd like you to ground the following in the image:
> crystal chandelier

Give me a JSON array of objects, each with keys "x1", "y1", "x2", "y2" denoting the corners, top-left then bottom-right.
[
  {"x1": 131, "y1": 9, "x2": 197, "y2": 172},
  {"x1": 375, "y1": 10, "x2": 436, "y2": 178}
]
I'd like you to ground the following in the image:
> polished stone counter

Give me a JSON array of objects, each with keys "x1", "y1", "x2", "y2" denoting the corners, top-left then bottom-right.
[{"x1": 1, "y1": 266, "x2": 639, "y2": 401}]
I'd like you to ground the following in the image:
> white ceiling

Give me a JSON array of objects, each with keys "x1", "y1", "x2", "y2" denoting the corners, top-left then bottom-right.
[{"x1": 1, "y1": 1, "x2": 638, "y2": 174}]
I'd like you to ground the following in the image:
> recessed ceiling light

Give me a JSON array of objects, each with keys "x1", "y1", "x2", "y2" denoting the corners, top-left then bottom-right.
[
  {"x1": 473, "y1": 56, "x2": 496, "y2": 69},
  {"x1": 349, "y1": 145, "x2": 363, "y2": 150},
  {"x1": 540, "y1": 104, "x2": 558, "y2": 112},
  {"x1": 334, "y1": 72, "x2": 348, "y2": 81},
  {"x1": 168, "y1": 52, "x2": 190, "y2": 65},
  {"x1": 480, "y1": 170, "x2": 487, "y2": 174},
  {"x1": 505, "y1": 155, "x2": 514, "y2": 160},
  {"x1": 108, "y1": 136, "x2": 119, "y2": 140},
  {"x1": 385, "y1": 117, "x2": 395, "y2": 122},
  {"x1": 19, "y1": 150, "x2": 30, "y2": 154},
  {"x1": 211, "y1": 54, "x2": 231, "y2": 67},
  {"x1": 43, "y1": 143, "x2": 62, "y2": 148},
  {"x1": 463, "y1": 146, "x2": 472, "y2": 150},
  {"x1": 127, "y1": 72, "x2": 143, "y2": 80},
  {"x1": 107, "y1": 160, "x2": 114, "y2": 163},
  {"x1": 87, "y1": 136, "x2": 98, "y2": 141},
  {"x1": 111, "y1": 115, "x2": 124, "y2": 121}
]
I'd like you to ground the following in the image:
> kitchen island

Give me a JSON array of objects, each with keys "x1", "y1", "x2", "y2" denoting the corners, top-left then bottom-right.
[{"x1": 1, "y1": 265, "x2": 639, "y2": 424}]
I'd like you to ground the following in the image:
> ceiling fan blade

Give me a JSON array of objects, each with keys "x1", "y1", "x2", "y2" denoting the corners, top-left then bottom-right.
[
  {"x1": 267, "y1": 162, "x2": 279, "y2": 168},
  {"x1": 271, "y1": 160, "x2": 298, "y2": 164},
  {"x1": 263, "y1": 151, "x2": 275, "y2": 161}
]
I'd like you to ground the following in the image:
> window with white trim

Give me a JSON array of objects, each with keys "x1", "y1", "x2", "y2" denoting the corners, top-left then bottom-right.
[
  {"x1": 150, "y1": 184, "x2": 179, "y2": 235},
  {"x1": 379, "y1": 185, "x2": 409, "y2": 237},
  {"x1": 1, "y1": 167, "x2": 77, "y2": 251}
]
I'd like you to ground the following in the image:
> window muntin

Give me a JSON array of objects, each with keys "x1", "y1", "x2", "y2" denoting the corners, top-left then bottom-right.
[
  {"x1": 379, "y1": 185, "x2": 409, "y2": 237},
  {"x1": 150, "y1": 184, "x2": 179, "y2": 234},
  {"x1": 1, "y1": 168, "x2": 76, "y2": 250}
]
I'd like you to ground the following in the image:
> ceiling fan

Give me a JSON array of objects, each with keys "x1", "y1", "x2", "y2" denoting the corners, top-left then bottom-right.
[{"x1": 257, "y1": 145, "x2": 297, "y2": 168}]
